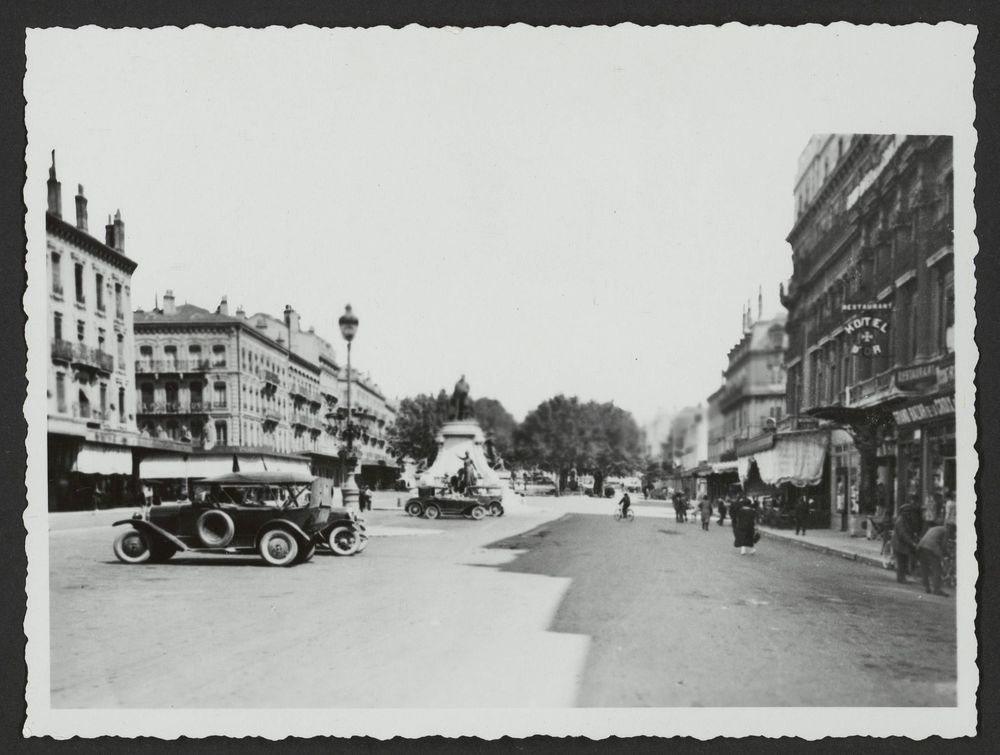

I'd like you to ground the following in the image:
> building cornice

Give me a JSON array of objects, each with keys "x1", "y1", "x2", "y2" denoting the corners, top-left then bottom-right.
[{"x1": 47, "y1": 212, "x2": 138, "y2": 274}]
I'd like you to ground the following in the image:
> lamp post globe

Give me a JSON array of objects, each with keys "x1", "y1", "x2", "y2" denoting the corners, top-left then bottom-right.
[{"x1": 339, "y1": 304, "x2": 360, "y2": 510}]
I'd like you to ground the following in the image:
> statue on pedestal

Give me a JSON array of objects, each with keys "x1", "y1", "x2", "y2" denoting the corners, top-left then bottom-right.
[{"x1": 450, "y1": 374, "x2": 471, "y2": 420}]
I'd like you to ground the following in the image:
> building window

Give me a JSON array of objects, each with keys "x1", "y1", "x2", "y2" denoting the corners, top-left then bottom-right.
[
  {"x1": 55, "y1": 372, "x2": 66, "y2": 413},
  {"x1": 188, "y1": 344, "x2": 203, "y2": 369},
  {"x1": 165, "y1": 382, "x2": 179, "y2": 411},
  {"x1": 99, "y1": 383, "x2": 108, "y2": 419},
  {"x1": 190, "y1": 381, "x2": 204, "y2": 409},
  {"x1": 140, "y1": 383, "x2": 154, "y2": 411},
  {"x1": 215, "y1": 420, "x2": 228, "y2": 446},
  {"x1": 95, "y1": 273, "x2": 105, "y2": 312},
  {"x1": 74, "y1": 262, "x2": 85, "y2": 304},
  {"x1": 76, "y1": 320, "x2": 85, "y2": 343},
  {"x1": 117, "y1": 333, "x2": 125, "y2": 366},
  {"x1": 164, "y1": 345, "x2": 178, "y2": 369},
  {"x1": 118, "y1": 387, "x2": 126, "y2": 423},
  {"x1": 940, "y1": 268, "x2": 955, "y2": 354},
  {"x1": 213, "y1": 381, "x2": 227, "y2": 407},
  {"x1": 53, "y1": 312, "x2": 63, "y2": 342},
  {"x1": 51, "y1": 251, "x2": 63, "y2": 295},
  {"x1": 97, "y1": 327, "x2": 106, "y2": 353},
  {"x1": 115, "y1": 283, "x2": 123, "y2": 319},
  {"x1": 191, "y1": 419, "x2": 204, "y2": 442},
  {"x1": 166, "y1": 420, "x2": 179, "y2": 441},
  {"x1": 78, "y1": 389, "x2": 90, "y2": 419},
  {"x1": 212, "y1": 345, "x2": 227, "y2": 367}
]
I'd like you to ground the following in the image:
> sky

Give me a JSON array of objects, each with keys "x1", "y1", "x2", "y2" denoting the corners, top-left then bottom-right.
[{"x1": 25, "y1": 25, "x2": 974, "y2": 424}]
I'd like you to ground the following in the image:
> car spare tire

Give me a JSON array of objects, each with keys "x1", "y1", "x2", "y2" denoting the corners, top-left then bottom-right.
[{"x1": 196, "y1": 509, "x2": 235, "y2": 548}]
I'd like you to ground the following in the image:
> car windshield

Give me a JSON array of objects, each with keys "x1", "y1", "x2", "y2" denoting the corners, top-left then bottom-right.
[{"x1": 192, "y1": 482, "x2": 312, "y2": 508}]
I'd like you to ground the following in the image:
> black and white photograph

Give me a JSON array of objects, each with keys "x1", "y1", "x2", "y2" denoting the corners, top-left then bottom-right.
[{"x1": 21, "y1": 23, "x2": 978, "y2": 739}]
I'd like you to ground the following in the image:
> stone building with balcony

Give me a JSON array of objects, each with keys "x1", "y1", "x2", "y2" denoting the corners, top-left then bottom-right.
[
  {"x1": 133, "y1": 296, "x2": 400, "y2": 495},
  {"x1": 704, "y1": 303, "x2": 787, "y2": 498},
  {"x1": 46, "y1": 153, "x2": 139, "y2": 510},
  {"x1": 781, "y1": 134, "x2": 954, "y2": 532}
]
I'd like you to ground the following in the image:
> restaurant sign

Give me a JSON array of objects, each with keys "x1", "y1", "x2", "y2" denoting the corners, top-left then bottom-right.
[
  {"x1": 892, "y1": 396, "x2": 955, "y2": 426},
  {"x1": 842, "y1": 302, "x2": 892, "y2": 358},
  {"x1": 896, "y1": 363, "x2": 937, "y2": 388}
]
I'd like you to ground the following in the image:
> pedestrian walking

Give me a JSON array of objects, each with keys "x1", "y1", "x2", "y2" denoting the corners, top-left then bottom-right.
[
  {"x1": 891, "y1": 500, "x2": 922, "y2": 584},
  {"x1": 732, "y1": 496, "x2": 757, "y2": 555},
  {"x1": 717, "y1": 496, "x2": 728, "y2": 526},
  {"x1": 916, "y1": 522, "x2": 955, "y2": 596},
  {"x1": 672, "y1": 491, "x2": 683, "y2": 523},
  {"x1": 359, "y1": 485, "x2": 372, "y2": 512},
  {"x1": 698, "y1": 495, "x2": 712, "y2": 531},
  {"x1": 794, "y1": 496, "x2": 810, "y2": 536}
]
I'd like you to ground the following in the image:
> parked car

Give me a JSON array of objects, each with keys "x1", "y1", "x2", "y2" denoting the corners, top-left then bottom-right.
[
  {"x1": 112, "y1": 471, "x2": 366, "y2": 567},
  {"x1": 524, "y1": 477, "x2": 558, "y2": 496},
  {"x1": 404, "y1": 485, "x2": 504, "y2": 519}
]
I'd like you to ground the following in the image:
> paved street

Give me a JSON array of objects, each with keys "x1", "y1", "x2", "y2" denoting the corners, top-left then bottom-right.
[{"x1": 49, "y1": 496, "x2": 956, "y2": 708}]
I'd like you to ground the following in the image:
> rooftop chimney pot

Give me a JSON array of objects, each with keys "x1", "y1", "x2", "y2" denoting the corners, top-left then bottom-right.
[
  {"x1": 217, "y1": 296, "x2": 229, "y2": 316},
  {"x1": 74, "y1": 184, "x2": 88, "y2": 231},
  {"x1": 163, "y1": 290, "x2": 176, "y2": 316},
  {"x1": 47, "y1": 149, "x2": 62, "y2": 217}
]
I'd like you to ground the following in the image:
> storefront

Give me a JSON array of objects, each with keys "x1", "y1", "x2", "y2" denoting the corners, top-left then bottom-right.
[
  {"x1": 737, "y1": 430, "x2": 831, "y2": 528},
  {"x1": 893, "y1": 394, "x2": 956, "y2": 527},
  {"x1": 48, "y1": 435, "x2": 135, "y2": 511}
]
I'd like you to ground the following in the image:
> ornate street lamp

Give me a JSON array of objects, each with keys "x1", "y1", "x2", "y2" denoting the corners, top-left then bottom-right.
[{"x1": 339, "y1": 304, "x2": 360, "y2": 508}]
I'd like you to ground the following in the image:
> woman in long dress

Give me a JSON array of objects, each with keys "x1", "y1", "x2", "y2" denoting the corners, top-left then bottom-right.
[{"x1": 732, "y1": 496, "x2": 757, "y2": 555}]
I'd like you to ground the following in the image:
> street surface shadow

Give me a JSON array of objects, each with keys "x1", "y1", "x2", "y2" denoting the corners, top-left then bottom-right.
[{"x1": 483, "y1": 512, "x2": 957, "y2": 707}]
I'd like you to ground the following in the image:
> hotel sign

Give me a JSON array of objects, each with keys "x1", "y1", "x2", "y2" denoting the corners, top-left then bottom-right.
[
  {"x1": 842, "y1": 302, "x2": 892, "y2": 358},
  {"x1": 892, "y1": 396, "x2": 955, "y2": 426}
]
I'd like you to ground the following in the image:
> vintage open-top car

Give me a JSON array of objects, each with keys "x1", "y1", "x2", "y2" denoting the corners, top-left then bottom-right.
[
  {"x1": 112, "y1": 471, "x2": 367, "y2": 566},
  {"x1": 404, "y1": 485, "x2": 504, "y2": 520}
]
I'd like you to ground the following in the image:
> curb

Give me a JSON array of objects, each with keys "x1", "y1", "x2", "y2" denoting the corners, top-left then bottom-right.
[{"x1": 758, "y1": 529, "x2": 888, "y2": 570}]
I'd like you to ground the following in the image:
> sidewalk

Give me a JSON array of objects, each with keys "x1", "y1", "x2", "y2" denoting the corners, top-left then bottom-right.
[{"x1": 757, "y1": 525, "x2": 890, "y2": 569}]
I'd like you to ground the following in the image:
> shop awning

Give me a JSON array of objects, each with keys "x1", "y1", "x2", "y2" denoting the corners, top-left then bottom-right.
[
  {"x1": 236, "y1": 454, "x2": 311, "y2": 475},
  {"x1": 739, "y1": 431, "x2": 829, "y2": 488},
  {"x1": 140, "y1": 454, "x2": 237, "y2": 479},
  {"x1": 710, "y1": 461, "x2": 739, "y2": 475},
  {"x1": 72, "y1": 444, "x2": 132, "y2": 475}
]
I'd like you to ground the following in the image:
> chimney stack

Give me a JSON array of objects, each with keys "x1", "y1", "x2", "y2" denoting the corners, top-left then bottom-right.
[
  {"x1": 74, "y1": 184, "x2": 88, "y2": 231},
  {"x1": 105, "y1": 215, "x2": 114, "y2": 247},
  {"x1": 163, "y1": 290, "x2": 176, "y2": 316},
  {"x1": 47, "y1": 150, "x2": 62, "y2": 217},
  {"x1": 283, "y1": 305, "x2": 300, "y2": 349},
  {"x1": 217, "y1": 296, "x2": 229, "y2": 316},
  {"x1": 107, "y1": 209, "x2": 125, "y2": 252},
  {"x1": 236, "y1": 305, "x2": 245, "y2": 318}
]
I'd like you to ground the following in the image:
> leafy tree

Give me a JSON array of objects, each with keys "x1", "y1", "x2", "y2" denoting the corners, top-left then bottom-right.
[
  {"x1": 389, "y1": 390, "x2": 450, "y2": 465},
  {"x1": 472, "y1": 397, "x2": 517, "y2": 459},
  {"x1": 514, "y1": 395, "x2": 643, "y2": 490}
]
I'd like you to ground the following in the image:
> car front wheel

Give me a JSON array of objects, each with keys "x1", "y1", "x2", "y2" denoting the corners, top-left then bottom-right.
[
  {"x1": 470, "y1": 505, "x2": 486, "y2": 520},
  {"x1": 424, "y1": 504, "x2": 441, "y2": 520},
  {"x1": 328, "y1": 525, "x2": 360, "y2": 556},
  {"x1": 113, "y1": 529, "x2": 151, "y2": 564},
  {"x1": 259, "y1": 529, "x2": 300, "y2": 566},
  {"x1": 489, "y1": 502, "x2": 503, "y2": 517}
]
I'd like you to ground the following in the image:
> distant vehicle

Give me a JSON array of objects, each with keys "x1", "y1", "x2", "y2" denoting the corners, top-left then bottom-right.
[
  {"x1": 405, "y1": 485, "x2": 505, "y2": 519},
  {"x1": 523, "y1": 477, "x2": 558, "y2": 496},
  {"x1": 623, "y1": 477, "x2": 642, "y2": 493},
  {"x1": 112, "y1": 471, "x2": 366, "y2": 567}
]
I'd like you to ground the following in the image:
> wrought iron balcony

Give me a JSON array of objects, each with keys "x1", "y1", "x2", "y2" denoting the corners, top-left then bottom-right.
[
  {"x1": 135, "y1": 358, "x2": 213, "y2": 374},
  {"x1": 51, "y1": 339, "x2": 74, "y2": 362},
  {"x1": 69, "y1": 343, "x2": 114, "y2": 373}
]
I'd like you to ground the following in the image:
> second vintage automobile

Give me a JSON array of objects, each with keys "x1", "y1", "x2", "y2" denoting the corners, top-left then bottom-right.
[
  {"x1": 404, "y1": 485, "x2": 504, "y2": 520},
  {"x1": 112, "y1": 471, "x2": 367, "y2": 566}
]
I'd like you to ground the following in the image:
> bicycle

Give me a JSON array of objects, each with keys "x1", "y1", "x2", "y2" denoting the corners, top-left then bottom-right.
[
  {"x1": 879, "y1": 526, "x2": 895, "y2": 570},
  {"x1": 613, "y1": 505, "x2": 635, "y2": 522}
]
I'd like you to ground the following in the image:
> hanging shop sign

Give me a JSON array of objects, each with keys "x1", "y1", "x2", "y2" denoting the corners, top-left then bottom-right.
[
  {"x1": 841, "y1": 302, "x2": 892, "y2": 358},
  {"x1": 892, "y1": 396, "x2": 955, "y2": 426},
  {"x1": 936, "y1": 361, "x2": 955, "y2": 388},
  {"x1": 896, "y1": 363, "x2": 938, "y2": 388}
]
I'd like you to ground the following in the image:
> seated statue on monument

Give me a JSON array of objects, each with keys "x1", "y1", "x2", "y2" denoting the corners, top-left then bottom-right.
[{"x1": 450, "y1": 374, "x2": 472, "y2": 421}]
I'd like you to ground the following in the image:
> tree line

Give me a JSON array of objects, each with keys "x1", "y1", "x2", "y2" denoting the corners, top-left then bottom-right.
[{"x1": 389, "y1": 391, "x2": 645, "y2": 489}]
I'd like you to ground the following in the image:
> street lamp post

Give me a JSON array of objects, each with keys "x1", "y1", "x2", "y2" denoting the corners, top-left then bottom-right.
[{"x1": 339, "y1": 304, "x2": 360, "y2": 509}]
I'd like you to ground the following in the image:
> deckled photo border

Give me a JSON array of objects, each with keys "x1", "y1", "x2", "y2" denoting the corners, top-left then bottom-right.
[{"x1": 20, "y1": 22, "x2": 979, "y2": 739}]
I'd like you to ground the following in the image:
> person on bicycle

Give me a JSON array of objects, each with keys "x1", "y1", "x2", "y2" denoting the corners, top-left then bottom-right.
[{"x1": 618, "y1": 490, "x2": 632, "y2": 519}]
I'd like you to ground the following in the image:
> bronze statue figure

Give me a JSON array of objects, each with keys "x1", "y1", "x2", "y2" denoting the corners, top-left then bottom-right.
[{"x1": 450, "y1": 374, "x2": 471, "y2": 420}]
